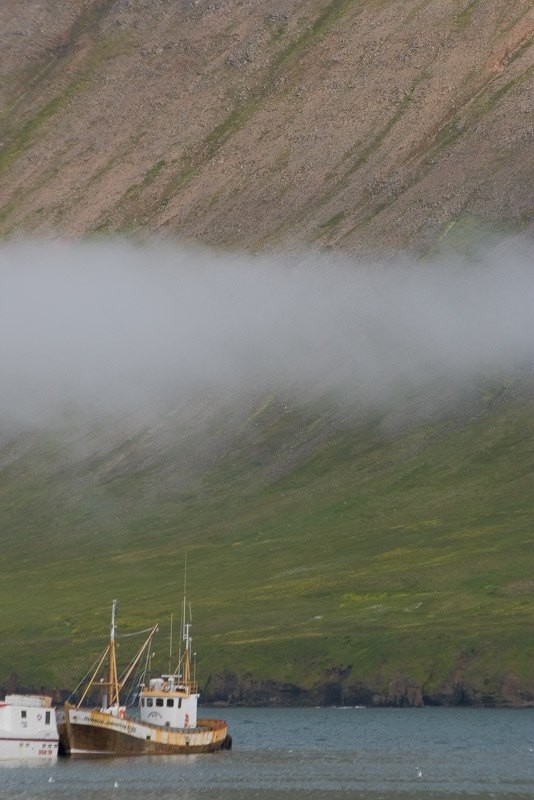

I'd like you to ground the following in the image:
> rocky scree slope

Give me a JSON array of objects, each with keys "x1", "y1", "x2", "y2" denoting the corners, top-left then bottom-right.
[{"x1": 1, "y1": 0, "x2": 534, "y2": 252}]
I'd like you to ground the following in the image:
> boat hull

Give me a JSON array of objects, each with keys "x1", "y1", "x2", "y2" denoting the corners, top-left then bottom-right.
[
  {"x1": 0, "y1": 737, "x2": 58, "y2": 760},
  {"x1": 57, "y1": 705, "x2": 229, "y2": 756}
]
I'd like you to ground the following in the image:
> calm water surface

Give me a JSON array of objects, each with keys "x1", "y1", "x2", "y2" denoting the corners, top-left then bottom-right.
[{"x1": 1, "y1": 707, "x2": 533, "y2": 799}]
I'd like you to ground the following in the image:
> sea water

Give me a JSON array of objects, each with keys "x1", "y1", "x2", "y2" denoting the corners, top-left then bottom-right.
[{"x1": 0, "y1": 707, "x2": 533, "y2": 799}]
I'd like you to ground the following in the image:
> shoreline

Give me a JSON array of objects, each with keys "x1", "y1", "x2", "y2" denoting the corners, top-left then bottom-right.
[{"x1": 4, "y1": 671, "x2": 534, "y2": 711}]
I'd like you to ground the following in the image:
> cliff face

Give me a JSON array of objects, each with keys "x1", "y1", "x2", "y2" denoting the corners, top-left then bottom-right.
[{"x1": 1, "y1": 0, "x2": 534, "y2": 253}]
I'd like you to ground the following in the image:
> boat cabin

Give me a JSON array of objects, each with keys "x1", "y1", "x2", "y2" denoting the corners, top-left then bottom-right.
[
  {"x1": 138, "y1": 674, "x2": 198, "y2": 729},
  {"x1": 0, "y1": 694, "x2": 58, "y2": 760}
]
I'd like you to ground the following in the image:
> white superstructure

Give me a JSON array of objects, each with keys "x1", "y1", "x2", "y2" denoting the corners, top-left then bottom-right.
[
  {"x1": 0, "y1": 694, "x2": 58, "y2": 760},
  {"x1": 139, "y1": 674, "x2": 199, "y2": 728}
]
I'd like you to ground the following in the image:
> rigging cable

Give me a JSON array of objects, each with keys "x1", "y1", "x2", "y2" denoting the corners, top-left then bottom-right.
[{"x1": 66, "y1": 647, "x2": 109, "y2": 704}]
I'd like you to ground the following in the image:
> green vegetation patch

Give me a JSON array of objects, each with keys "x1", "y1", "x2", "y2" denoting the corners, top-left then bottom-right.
[
  {"x1": 148, "y1": 0, "x2": 364, "y2": 208},
  {"x1": 456, "y1": 1, "x2": 481, "y2": 29},
  {"x1": 0, "y1": 379, "x2": 533, "y2": 700},
  {"x1": 319, "y1": 211, "x2": 345, "y2": 229},
  {"x1": 0, "y1": 30, "x2": 133, "y2": 179}
]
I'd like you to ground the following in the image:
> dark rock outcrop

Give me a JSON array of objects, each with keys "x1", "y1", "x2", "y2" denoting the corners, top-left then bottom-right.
[{"x1": 202, "y1": 670, "x2": 534, "y2": 708}]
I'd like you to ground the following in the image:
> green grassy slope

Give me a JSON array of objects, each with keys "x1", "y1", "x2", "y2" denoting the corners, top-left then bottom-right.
[{"x1": 1, "y1": 379, "x2": 533, "y2": 705}]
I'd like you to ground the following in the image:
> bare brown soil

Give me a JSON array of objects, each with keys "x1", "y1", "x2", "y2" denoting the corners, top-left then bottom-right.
[{"x1": 1, "y1": 0, "x2": 534, "y2": 253}]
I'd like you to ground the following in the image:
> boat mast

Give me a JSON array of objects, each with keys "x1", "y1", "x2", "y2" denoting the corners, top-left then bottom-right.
[
  {"x1": 182, "y1": 554, "x2": 192, "y2": 688},
  {"x1": 183, "y1": 595, "x2": 191, "y2": 686},
  {"x1": 168, "y1": 612, "x2": 173, "y2": 675},
  {"x1": 108, "y1": 599, "x2": 120, "y2": 708},
  {"x1": 75, "y1": 603, "x2": 158, "y2": 711}
]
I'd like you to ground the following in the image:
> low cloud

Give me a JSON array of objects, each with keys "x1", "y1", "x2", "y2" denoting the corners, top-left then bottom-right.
[{"x1": 0, "y1": 238, "x2": 532, "y2": 429}]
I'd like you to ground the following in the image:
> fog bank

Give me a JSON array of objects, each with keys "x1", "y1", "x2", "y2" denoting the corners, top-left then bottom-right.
[{"x1": 0, "y1": 238, "x2": 532, "y2": 429}]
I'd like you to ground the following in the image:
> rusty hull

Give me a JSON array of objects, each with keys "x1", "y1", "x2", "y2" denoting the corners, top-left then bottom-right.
[{"x1": 58, "y1": 704, "x2": 228, "y2": 756}]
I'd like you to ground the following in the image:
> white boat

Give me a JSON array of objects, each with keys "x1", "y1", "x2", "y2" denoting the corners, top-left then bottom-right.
[{"x1": 0, "y1": 694, "x2": 58, "y2": 760}]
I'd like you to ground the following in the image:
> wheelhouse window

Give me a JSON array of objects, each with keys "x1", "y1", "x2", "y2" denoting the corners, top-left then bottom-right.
[
  {"x1": 45, "y1": 711, "x2": 51, "y2": 725},
  {"x1": 166, "y1": 699, "x2": 174, "y2": 707},
  {"x1": 21, "y1": 710, "x2": 27, "y2": 719},
  {"x1": 146, "y1": 699, "x2": 153, "y2": 707},
  {"x1": 156, "y1": 698, "x2": 164, "y2": 707}
]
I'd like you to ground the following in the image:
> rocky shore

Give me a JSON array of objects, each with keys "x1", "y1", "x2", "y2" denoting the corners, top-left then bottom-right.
[
  {"x1": 201, "y1": 670, "x2": 534, "y2": 709},
  {"x1": 3, "y1": 668, "x2": 533, "y2": 709}
]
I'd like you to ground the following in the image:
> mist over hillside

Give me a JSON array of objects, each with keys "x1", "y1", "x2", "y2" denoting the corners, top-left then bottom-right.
[{"x1": 1, "y1": 238, "x2": 533, "y2": 431}]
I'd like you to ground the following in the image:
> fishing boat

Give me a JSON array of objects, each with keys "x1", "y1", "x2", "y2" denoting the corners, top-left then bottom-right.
[
  {"x1": 57, "y1": 599, "x2": 230, "y2": 756},
  {"x1": 0, "y1": 694, "x2": 58, "y2": 760}
]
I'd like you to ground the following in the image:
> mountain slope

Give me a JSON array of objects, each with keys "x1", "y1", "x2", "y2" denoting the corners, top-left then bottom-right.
[
  {"x1": 1, "y1": 0, "x2": 534, "y2": 252},
  {"x1": 1, "y1": 381, "x2": 533, "y2": 706},
  {"x1": 1, "y1": 1, "x2": 534, "y2": 706}
]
